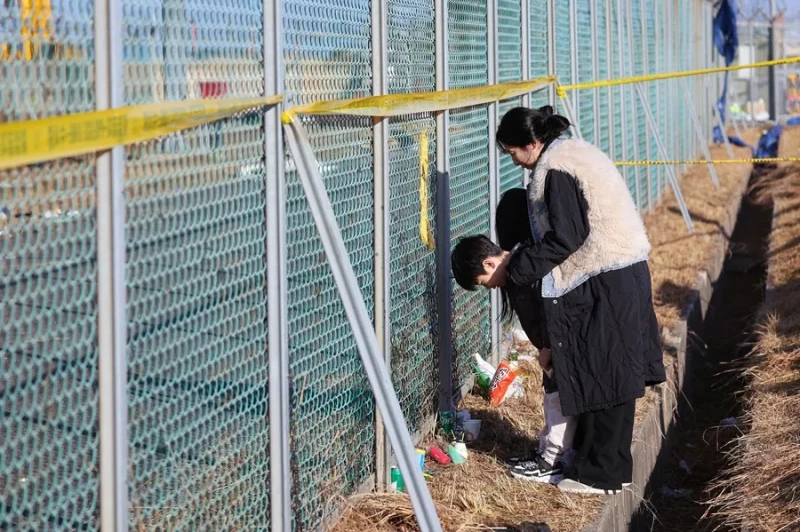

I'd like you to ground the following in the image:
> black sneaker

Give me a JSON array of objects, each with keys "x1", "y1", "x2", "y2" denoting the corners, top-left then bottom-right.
[
  {"x1": 508, "y1": 452, "x2": 539, "y2": 465},
  {"x1": 509, "y1": 457, "x2": 564, "y2": 484}
]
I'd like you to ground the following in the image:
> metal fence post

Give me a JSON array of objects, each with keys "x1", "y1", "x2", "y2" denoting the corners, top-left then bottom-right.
[
  {"x1": 625, "y1": 0, "x2": 642, "y2": 210},
  {"x1": 606, "y1": 0, "x2": 615, "y2": 161},
  {"x1": 265, "y1": 0, "x2": 291, "y2": 528},
  {"x1": 635, "y1": 83, "x2": 694, "y2": 233},
  {"x1": 487, "y1": 0, "x2": 501, "y2": 365},
  {"x1": 547, "y1": 0, "x2": 556, "y2": 106},
  {"x1": 371, "y1": 0, "x2": 393, "y2": 491},
  {"x1": 521, "y1": 0, "x2": 531, "y2": 186},
  {"x1": 435, "y1": 0, "x2": 454, "y2": 416},
  {"x1": 640, "y1": 0, "x2": 652, "y2": 210},
  {"x1": 569, "y1": 0, "x2": 579, "y2": 121},
  {"x1": 616, "y1": 0, "x2": 629, "y2": 185},
  {"x1": 590, "y1": 0, "x2": 600, "y2": 144},
  {"x1": 95, "y1": 0, "x2": 128, "y2": 529}
]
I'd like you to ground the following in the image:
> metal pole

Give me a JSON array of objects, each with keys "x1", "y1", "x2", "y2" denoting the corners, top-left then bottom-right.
[
  {"x1": 769, "y1": 0, "x2": 778, "y2": 119},
  {"x1": 547, "y1": 0, "x2": 556, "y2": 106},
  {"x1": 590, "y1": 0, "x2": 600, "y2": 144},
  {"x1": 606, "y1": 0, "x2": 614, "y2": 161},
  {"x1": 654, "y1": 0, "x2": 662, "y2": 200},
  {"x1": 635, "y1": 83, "x2": 694, "y2": 233},
  {"x1": 625, "y1": 0, "x2": 642, "y2": 211},
  {"x1": 371, "y1": 0, "x2": 392, "y2": 493},
  {"x1": 487, "y1": 0, "x2": 500, "y2": 364},
  {"x1": 559, "y1": 91, "x2": 584, "y2": 140},
  {"x1": 284, "y1": 120, "x2": 443, "y2": 532},
  {"x1": 682, "y1": 77, "x2": 720, "y2": 188},
  {"x1": 641, "y1": 0, "x2": 652, "y2": 210},
  {"x1": 95, "y1": 0, "x2": 128, "y2": 528},
  {"x1": 616, "y1": 0, "x2": 630, "y2": 194},
  {"x1": 265, "y1": 0, "x2": 291, "y2": 527},
  {"x1": 521, "y1": 0, "x2": 531, "y2": 186},
  {"x1": 569, "y1": 0, "x2": 579, "y2": 122},
  {"x1": 749, "y1": 22, "x2": 755, "y2": 124},
  {"x1": 434, "y1": 0, "x2": 454, "y2": 417}
]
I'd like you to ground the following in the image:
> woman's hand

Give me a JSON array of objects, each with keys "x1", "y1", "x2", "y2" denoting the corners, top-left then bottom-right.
[{"x1": 538, "y1": 347, "x2": 552, "y2": 372}]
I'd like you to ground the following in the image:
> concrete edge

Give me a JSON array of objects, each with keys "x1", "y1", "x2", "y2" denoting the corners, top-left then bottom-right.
[{"x1": 586, "y1": 171, "x2": 752, "y2": 532}]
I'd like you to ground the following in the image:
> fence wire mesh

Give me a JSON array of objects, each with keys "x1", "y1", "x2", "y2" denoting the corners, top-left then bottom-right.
[
  {"x1": 0, "y1": 0, "x2": 726, "y2": 529},
  {"x1": 122, "y1": 0, "x2": 270, "y2": 528},
  {"x1": 0, "y1": 1, "x2": 99, "y2": 527},
  {"x1": 387, "y1": 0, "x2": 439, "y2": 436},
  {"x1": 529, "y1": 0, "x2": 549, "y2": 109},
  {"x1": 283, "y1": 1, "x2": 376, "y2": 529},
  {"x1": 448, "y1": 0, "x2": 490, "y2": 387},
  {"x1": 498, "y1": 0, "x2": 524, "y2": 194},
  {"x1": 576, "y1": 0, "x2": 594, "y2": 144}
]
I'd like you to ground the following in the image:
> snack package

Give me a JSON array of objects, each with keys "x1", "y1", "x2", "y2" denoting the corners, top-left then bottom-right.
[
  {"x1": 472, "y1": 353, "x2": 496, "y2": 393},
  {"x1": 488, "y1": 362, "x2": 520, "y2": 406}
]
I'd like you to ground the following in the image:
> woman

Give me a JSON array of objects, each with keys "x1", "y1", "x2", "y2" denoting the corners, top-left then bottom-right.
[{"x1": 496, "y1": 105, "x2": 665, "y2": 495}]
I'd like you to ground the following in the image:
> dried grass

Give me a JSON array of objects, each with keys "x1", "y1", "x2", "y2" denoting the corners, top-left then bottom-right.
[
  {"x1": 332, "y1": 131, "x2": 760, "y2": 532},
  {"x1": 645, "y1": 131, "x2": 760, "y2": 329},
  {"x1": 709, "y1": 127, "x2": 800, "y2": 532}
]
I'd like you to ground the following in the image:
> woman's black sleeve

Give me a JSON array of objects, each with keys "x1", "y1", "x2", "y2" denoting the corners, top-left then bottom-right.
[{"x1": 506, "y1": 170, "x2": 590, "y2": 286}]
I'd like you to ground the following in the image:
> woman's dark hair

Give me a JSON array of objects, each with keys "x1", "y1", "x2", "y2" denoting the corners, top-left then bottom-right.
[
  {"x1": 495, "y1": 188, "x2": 534, "y2": 322},
  {"x1": 496, "y1": 105, "x2": 571, "y2": 151},
  {"x1": 451, "y1": 235, "x2": 503, "y2": 291}
]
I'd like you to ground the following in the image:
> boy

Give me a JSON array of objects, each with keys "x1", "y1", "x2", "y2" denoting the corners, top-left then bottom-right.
[{"x1": 451, "y1": 189, "x2": 575, "y2": 484}]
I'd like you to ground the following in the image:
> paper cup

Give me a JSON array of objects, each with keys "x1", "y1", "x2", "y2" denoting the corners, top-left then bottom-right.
[
  {"x1": 415, "y1": 448, "x2": 426, "y2": 470},
  {"x1": 462, "y1": 419, "x2": 482, "y2": 442}
]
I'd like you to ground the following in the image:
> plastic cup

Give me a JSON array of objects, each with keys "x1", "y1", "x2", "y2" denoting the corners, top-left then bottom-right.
[{"x1": 462, "y1": 419, "x2": 482, "y2": 442}]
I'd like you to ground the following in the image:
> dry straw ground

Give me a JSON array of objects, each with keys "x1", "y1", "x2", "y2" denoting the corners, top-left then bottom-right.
[
  {"x1": 709, "y1": 127, "x2": 800, "y2": 532},
  {"x1": 332, "y1": 133, "x2": 759, "y2": 532}
]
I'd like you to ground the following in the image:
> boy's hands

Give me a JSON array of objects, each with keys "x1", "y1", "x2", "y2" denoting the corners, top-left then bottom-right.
[{"x1": 538, "y1": 347, "x2": 552, "y2": 372}]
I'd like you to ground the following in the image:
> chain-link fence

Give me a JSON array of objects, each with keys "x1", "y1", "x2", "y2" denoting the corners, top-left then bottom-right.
[{"x1": 1, "y1": 0, "x2": 724, "y2": 529}]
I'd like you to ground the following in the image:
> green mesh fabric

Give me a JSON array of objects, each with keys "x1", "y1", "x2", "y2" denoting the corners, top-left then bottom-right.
[
  {"x1": 387, "y1": 0, "x2": 439, "y2": 435},
  {"x1": 631, "y1": 0, "x2": 648, "y2": 209},
  {"x1": 283, "y1": 1, "x2": 376, "y2": 529},
  {"x1": 448, "y1": 0, "x2": 490, "y2": 387},
  {"x1": 0, "y1": 3, "x2": 99, "y2": 528},
  {"x1": 122, "y1": 1, "x2": 270, "y2": 528},
  {"x1": 595, "y1": 0, "x2": 611, "y2": 154},
  {"x1": 529, "y1": 0, "x2": 550, "y2": 109},
  {"x1": 610, "y1": 3, "x2": 624, "y2": 166},
  {"x1": 553, "y1": 2, "x2": 573, "y2": 115},
  {"x1": 498, "y1": 0, "x2": 524, "y2": 194},
  {"x1": 576, "y1": 0, "x2": 595, "y2": 144},
  {"x1": 646, "y1": 0, "x2": 660, "y2": 202}
]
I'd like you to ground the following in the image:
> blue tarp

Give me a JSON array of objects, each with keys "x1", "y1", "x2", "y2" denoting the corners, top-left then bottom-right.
[
  {"x1": 713, "y1": 0, "x2": 738, "y2": 144},
  {"x1": 754, "y1": 125, "x2": 783, "y2": 159}
]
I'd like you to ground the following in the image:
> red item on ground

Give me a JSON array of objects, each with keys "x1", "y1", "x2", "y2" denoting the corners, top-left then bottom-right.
[
  {"x1": 428, "y1": 445, "x2": 451, "y2": 465},
  {"x1": 489, "y1": 362, "x2": 518, "y2": 406}
]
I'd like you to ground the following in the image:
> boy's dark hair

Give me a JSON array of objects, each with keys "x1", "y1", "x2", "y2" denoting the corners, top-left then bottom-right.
[
  {"x1": 496, "y1": 188, "x2": 533, "y2": 251},
  {"x1": 451, "y1": 235, "x2": 502, "y2": 291}
]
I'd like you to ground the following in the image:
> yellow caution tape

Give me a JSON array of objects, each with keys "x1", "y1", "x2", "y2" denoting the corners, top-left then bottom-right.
[
  {"x1": 0, "y1": 95, "x2": 282, "y2": 171},
  {"x1": 615, "y1": 157, "x2": 800, "y2": 166},
  {"x1": 418, "y1": 129, "x2": 434, "y2": 250},
  {"x1": 557, "y1": 56, "x2": 800, "y2": 97},
  {"x1": 281, "y1": 76, "x2": 556, "y2": 123}
]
